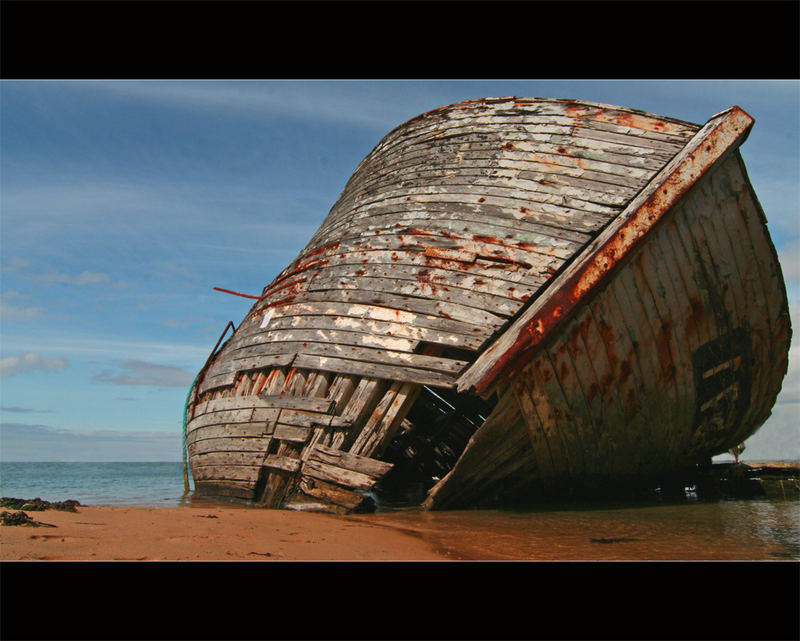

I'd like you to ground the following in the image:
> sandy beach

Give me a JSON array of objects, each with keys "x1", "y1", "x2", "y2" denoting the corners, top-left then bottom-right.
[
  {"x1": 2, "y1": 501, "x2": 798, "y2": 641},
  {"x1": 0, "y1": 503, "x2": 450, "y2": 561}
]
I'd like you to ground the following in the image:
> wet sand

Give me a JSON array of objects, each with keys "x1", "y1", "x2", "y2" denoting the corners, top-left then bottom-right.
[
  {"x1": 2, "y1": 496, "x2": 798, "y2": 561},
  {"x1": 0, "y1": 504, "x2": 449, "y2": 561}
]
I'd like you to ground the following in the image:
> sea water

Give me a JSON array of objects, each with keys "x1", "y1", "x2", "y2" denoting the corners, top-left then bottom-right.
[{"x1": 0, "y1": 461, "x2": 191, "y2": 507}]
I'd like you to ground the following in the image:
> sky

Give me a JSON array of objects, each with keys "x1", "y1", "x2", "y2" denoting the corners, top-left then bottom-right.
[{"x1": 1, "y1": 79, "x2": 798, "y2": 463}]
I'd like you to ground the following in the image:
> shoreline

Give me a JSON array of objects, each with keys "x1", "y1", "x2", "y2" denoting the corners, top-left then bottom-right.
[{"x1": 1, "y1": 461, "x2": 797, "y2": 561}]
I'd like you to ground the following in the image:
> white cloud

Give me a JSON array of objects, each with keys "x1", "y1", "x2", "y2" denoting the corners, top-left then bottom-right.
[
  {"x1": 0, "y1": 291, "x2": 43, "y2": 322},
  {"x1": 92, "y1": 360, "x2": 194, "y2": 388},
  {"x1": 81, "y1": 80, "x2": 406, "y2": 131},
  {"x1": 0, "y1": 257, "x2": 31, "y2": 273},
  {"x1": 0, "y1": 352, "x2": 69, "y2": 378},
  {"x1": 0, "y1": 302, "x2": 43, "y2": 322},
  {"x1": 2, "y1": 335, "x2": 209, "y2": 362},
  {"x1": 24, "y1": 269, "x2": 110, "y2": 286},
  {"x1": 0, "y1": 422, "x2": 181, "y2": 462}
]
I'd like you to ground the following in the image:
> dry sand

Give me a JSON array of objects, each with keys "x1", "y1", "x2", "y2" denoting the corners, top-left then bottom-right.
[{"x1": 0, "y1": 504, "x2": 451, "y2": 561}]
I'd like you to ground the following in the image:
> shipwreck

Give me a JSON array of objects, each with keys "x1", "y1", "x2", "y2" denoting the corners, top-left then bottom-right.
[{"x1": 184, "y1": 97, "x2": 791, "y2": 512}]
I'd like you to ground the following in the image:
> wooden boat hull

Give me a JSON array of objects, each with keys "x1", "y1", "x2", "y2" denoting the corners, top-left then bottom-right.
[
  {"x1": 185, "y1": 98, "x2": 790, "y2": 511},
  {"x1": 426, "y1": 150, "x2": 791, "y2": 508}
]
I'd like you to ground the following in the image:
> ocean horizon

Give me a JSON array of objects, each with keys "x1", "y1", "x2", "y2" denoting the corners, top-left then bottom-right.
[{"x1": 0, "y1": 461, "x2": 192, "y2": 508}]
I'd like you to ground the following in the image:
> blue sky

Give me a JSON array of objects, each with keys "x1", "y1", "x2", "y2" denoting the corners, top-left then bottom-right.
[{"x1": 1, "y1": 79, "x2": 798, "y2": 462}]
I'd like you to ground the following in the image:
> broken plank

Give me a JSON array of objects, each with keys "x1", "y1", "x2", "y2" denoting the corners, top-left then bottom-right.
[
  {"x1": 262, "y1": 455, "x2": 302, "y2": 473},
  {"x1": 308, "y1": 444, "x2": 394, "y2": 479},
  {"x1": 295, "y1": 476, "x2": 366, "y2": 511},
  {"x1": 300, "y1": 459, "x2": 377, "y2": 491}
]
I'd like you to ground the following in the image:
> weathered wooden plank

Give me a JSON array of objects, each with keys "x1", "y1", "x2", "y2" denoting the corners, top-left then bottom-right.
[
  {"x1": 348, "y1": 144, "x2": 656, "y2": 197},
  {"x1": 298, "y1": 288, "x2": 508, "y2": 328},
  {"x1": 295, "y1": 476, "x2": 366, "y2": 511},
  {"x1": 307, "y1": 258, "x2": 538, "y2": 300},
  {"x1": 334, "y1": 151, "x2": 657, "y2": 221},
  {"x1": 221, "y1": 340, "x2": 469, "y2": 379},
  {"x1": 186, "y1": 410, "x2": 278, "y2": 438},
  {"x1": 324, "y1": 376, "x2": 358, "y2": 431},
  {"x1": 637, "y1": 219, "x2": 697, "y2": 463},
  {"x1": 332, "y1": 377, "x2": 386, "y2": 450},
  {"x1": 595, "y1": 273, "x2": 656, "y2": 477},
  {"x1": 525, "y1": 355, "x2": 579, "y2": 478},
  {"x1": 544, "y1": 339, "x2": 598, "y2": 476},
  {"x1": 196, "y1": 370, "x2": 238, "y2": 395},
  {"x1": 262, "y1": 455, "x2": 302, "y2": 473},
  {"x1": 368, "y1": 111, "x2": 678, "y2": 153},
  {"x1": 257, "y1": 327, "x2": 418, "y2": 353},
  {"x1": 349, "y1": 380, "x2": 422, "y2": 459},
  {"x1": 188, "y1": 407, "x2": 253, "y2": 432},
  {"x1": 273, "y1": 424, "x2": 311, "y2": 443},
  {"x1": 308, "y1": 444, "x2": 393, "y2": 479},
  {"x1": 293, "y1": 353, "x2": 458, "y2": 389},
  {"x1": 713, "y1": 161, "x2": 783, "y2": 443},
  {"x1": 610, "y1": 261, "x2": 668, "y2": 468},
  {"x1": 193, "y1": 395, "x2": 285, "y2": 416},
  {"x1": 193, "y1": 480, "x2": 256, "y2": 501},
  {"x1": 259, "y1": 312, "x2": 487, "y2": 350},
  {"x1": 300, "y1": 459, "x2": 376, "y2": 491},
  {"x1": 307, "y1": 272, "x2": 527, "y2": 318},
  {"x1": 562, "y1": 317, "x2": 615, "y2": 473},
  {"x1": 191, "y1": 450, "x2": 268, "y2": 468},
  {"x1": 329, "y1": 170, "x2": 624, "y2": 218},
  {"x1": 317, "y1": 232, "x2": 575, "y2": 274},
  {"x1": 579, "y1": 303, "x2": 628, "y2": 476},
  {"x1": 263, "y1": 299, "x2": 494, "y2": 341},
  {"x1": 425, "y1": 104, "x2": 697, "y2": 142},
  {"x1": 391, "y1": 100, "x2": 697, "y2": 141},
  {"x1": 350, "y1": 127, "x2": 677, "y2": 189},
  {"x1": 355, "y1": 169, "x2": 633, "y2": 208},
  {"x1": 626, "y1": 252, "x2": 681, "y2": 460},
  {"x1": 323, "y1": 205, "x2": 594, "y2": 245},
  {"x1": 187, "y1": 436, "x2": 271, "y2": 456},
  {"x1": 280, "y1": 367, "x2": 308, "y2": 396},
  {"x1": 356, "y1": 141, "x2": 670, "y2": 198},
  {"x1": 257, "y1": 394, "x2": 335, "y2": 414},
  {"x1": 273, "y1": 408, "x2": 352, "y2": 430},
  {"x1": 364, "y1": 97, "x2": 693, "y2": 149},
  {"x1": 264, "y1": 366, "x2": 289, "y2": 394},
  {"x1": 324, "y1": 212, "x2": 586, "y2": 258},
  {"x1": 342, "y1": 188, "x2": 620, "y2": 225},
  {"x1": 190, "y1": 463, "x2": 262, "y2": 483},
  {"x1": 187, "y1": 422, "x2": 272, "y2": 445},
  {"x1": 199, "y1": 355, "x2": 295, "y2": 394},
  {"x1": 510, "y1": 374, "x2": 557, "y2": 481}
]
